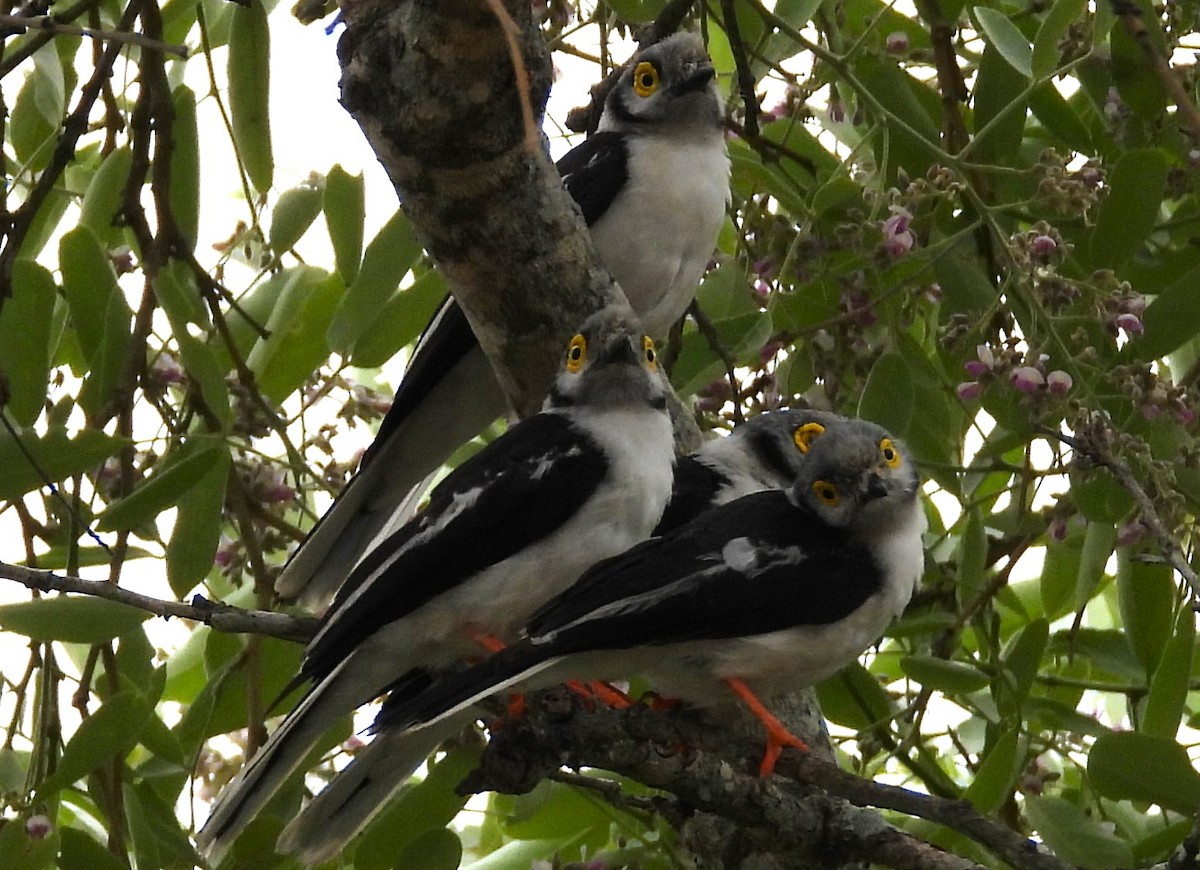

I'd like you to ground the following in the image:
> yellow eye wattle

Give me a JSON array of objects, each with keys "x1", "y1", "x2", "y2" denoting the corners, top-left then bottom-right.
[
  {"x1": 793, "y1": 422, "x2": 825, "y2": 454},
  {"x1": 812, "y1": 480, "x2": 840, "y2": 506},
  {"x1": 566, "y1": 333, "x2": 587, "y2": 373},
  {"x1": 632, "y1": 61, "x2": 660, "y2": 97},
  {"x1": 880, "y1": 438, "x2": 901, "y2": 468},
  {"x1": 643, "y1": 335, "x2": 658, "y2": 370}
]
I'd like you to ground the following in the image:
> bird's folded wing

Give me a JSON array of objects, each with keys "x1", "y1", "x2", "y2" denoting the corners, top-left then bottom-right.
[
  {"x1": 556, "y1": 131, "x2": 628, "y2": 226},
  {"x1": 302, "y1": 413, "x2": 609, "y2": 681}
]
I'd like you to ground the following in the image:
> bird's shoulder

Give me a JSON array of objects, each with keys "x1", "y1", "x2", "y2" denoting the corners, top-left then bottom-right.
[{"x1": 556, "y1": 131, "x2": 629, "y2": 227}]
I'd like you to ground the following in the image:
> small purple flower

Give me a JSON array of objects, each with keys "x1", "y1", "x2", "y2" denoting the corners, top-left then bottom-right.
[
  {"x1": 1011, "y1": 367, "x2": 1045, "y2": 393},
  {"x1": 976, "y1": 344, "x2": 995, "y2": 368},
  {"x1": 1079, "y1": 166, "x2": 1102, "y2": 187},
  {"x1": 963, "y1": 359, "x2": 990, "y2": 379},
  {"x1": 1046, "y1": 370, "x2": 1072, "y2": 395},
  {"x1": 1048, "y1": 517, "x2": 1068, "y2": 543},
  {"x1": 1030, "y1": 235, "x2": 1057, "y2": 256},
  {"x1": 956, "y1": 381, "x2": 982, "y2": 401},
  {"x1": 1115, "y1": 313, "x2": 1144, "y2": 335},
  {"x1": 214, "y1": 536, "x2": 237, "y2": 568},
  {"x1": 753, "y1": 279, "x2": 771, "y2": 302},
  {"x1": 753, "y1": 259, "x2": 774, "y2": 276},
  {"x1": 759, "y1": 340, "x2": 783, "y2": 363},
  {"x1": 25, "y1": 816, "x2": 51, "y2": 840},
  {"x1": 885, "y1": 31, "x2": 909, "y2": 53},
  {"x1": 151, "y1": 354, "x2": 184, "y2": 385},
  {"x1": 1177, "y1": 407, "x2": 1197, "y2": 427},
  {"x1": 881, "y1": 207, "x2": 915, "y2": 258},
  {"x1": 109, "y1": 246, "x2": 135, "y2": 275}
]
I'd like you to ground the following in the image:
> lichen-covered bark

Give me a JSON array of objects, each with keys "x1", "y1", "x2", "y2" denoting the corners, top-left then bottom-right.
[{"x1": 337, "y1": 0, "x2": 624, "y2": 417}]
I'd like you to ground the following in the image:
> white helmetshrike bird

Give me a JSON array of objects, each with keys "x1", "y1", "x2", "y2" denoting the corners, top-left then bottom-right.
[
  {"x1": 276, "y1": 420, "x2": 926, "y2": 865},
  {"x1": 655, "y1": 408, "x2": 848, "y2": 535},
  {"x1": 275, "y1": 32, "x2": 729, "y2": 611},
  {"x1": 196, "y1": 309, "x2": 676, "y2": 865}
]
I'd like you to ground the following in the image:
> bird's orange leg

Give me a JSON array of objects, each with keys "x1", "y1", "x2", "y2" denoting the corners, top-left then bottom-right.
[{"x1": 724, "y1": 677, "x2": 809, "y2": 776}]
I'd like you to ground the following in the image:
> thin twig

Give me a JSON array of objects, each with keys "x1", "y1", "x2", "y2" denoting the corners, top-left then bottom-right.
[
  {"x1": 1039, "y1": 425, "x2": 1200, "y2": 602},
  {"x1": 0, "y1": 13, "x2": 187, "y2": 57},
  {"x1": 0, "y1": 561, "x2": 320, "y2": 643}
]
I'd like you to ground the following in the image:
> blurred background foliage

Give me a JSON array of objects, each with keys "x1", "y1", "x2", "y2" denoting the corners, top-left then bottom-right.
[{"x1": 0, "y1": 0, "x2": 1199, "y2": 866}]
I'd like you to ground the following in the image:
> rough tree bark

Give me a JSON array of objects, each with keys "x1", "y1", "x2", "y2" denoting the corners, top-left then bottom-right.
[{"x1": 337, "y1": 0, "x2": 620, "y2": 418}]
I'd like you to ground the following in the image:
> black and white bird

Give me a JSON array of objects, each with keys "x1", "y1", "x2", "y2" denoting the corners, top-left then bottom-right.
[
  {"x1": 275, "y1": 420, "x2": 926, "y2": 864},
  {"x1": 275, "y1": 32, "x2": 729, "y2": 610},
  {"x1": 197, "y1": 309, "x2": 676, "y2": 865},
  {"x1": 655, "y1": 408, "x2": 847, "y2": 535}
]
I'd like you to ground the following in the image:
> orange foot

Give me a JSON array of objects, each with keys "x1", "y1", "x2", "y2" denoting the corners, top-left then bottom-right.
[{"x1": 724, "y1": 677, "x2": 809, "y2": 777}]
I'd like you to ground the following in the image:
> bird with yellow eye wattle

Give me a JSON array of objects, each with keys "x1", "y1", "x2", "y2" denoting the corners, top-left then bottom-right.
[
  {"x1": 197, "y1": 308, "x2": 677, "y2": 867},
  {"x1": 364, "y1": 418, "x2": 927, "y2": 789}
]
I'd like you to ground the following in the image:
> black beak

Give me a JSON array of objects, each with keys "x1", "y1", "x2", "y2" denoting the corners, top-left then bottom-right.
[
  {"x1": 597, "y1": 335, "x2": 640, "y2": 367},
  {"x1": 865, "y1": 473, "x2": 888, "y2": 501},
  {"x1": 673, "y1": 65, "x2": 716, "y2": 95}
]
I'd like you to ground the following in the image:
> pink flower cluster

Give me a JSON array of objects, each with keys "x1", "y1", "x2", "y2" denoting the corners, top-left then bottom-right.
[{"x1": 956, "y1": 345, "x2": 1072, "y2": 402}]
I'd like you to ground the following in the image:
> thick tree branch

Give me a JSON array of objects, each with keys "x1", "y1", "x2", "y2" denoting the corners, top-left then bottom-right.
[
  {"x1": 463, "y1": 689, "x2": 1070, "y2": 870},
  {"x1": 0, "y1": 562, "x2": 318, "y2": 643},
  {"x1": 336, "y1": 0, "x2": 627, "y2": 417}
]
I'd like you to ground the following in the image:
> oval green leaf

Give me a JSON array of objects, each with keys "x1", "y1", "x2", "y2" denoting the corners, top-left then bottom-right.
[
  {"x1": 857, "y1": 351, "x2": 914, "y2": 436},
  {"x1": 974, "y1": 7, "x2": 1032, "y2": 78},
  {"x1": 169, "y1": 85, "x2": 201, "y2": 251},
  {"x1": 0, "y1": 260, "x2": 56, "y2": 425},
  {"x1": 962, "y1": 727, "x2": 1021, "y2": 814},
  {"x1": 37, "y1": 689, "x2": 154, "y2": 796},
  {"x1": 324, "y1": 164, "x2": 366, "y2": 285},
  {"x1": 1142, "y1": 608, "x2": 1194, "y2": 739},
  {"x1": 1089, "y1": 731, "x2": 1200, "y2": 814},
  {"x1": 97, "y1": 443, "x2": 227, "y2": 531},
  {"x1": 900, "y1": 655, "x2": 990, "y2": 694},
  {"x1": 1025, "y1": 795, "x2": 1135, "y2": 869},
  {"x1": 270, "y1": 178, "x2": 325, "y2": 254},
  {"x1": 166, "y1": 445, "x2": 231, "y2": 596},
  {"x1": 227, "y1": 0, "x2": 273, "y2": 193},
  {"x1": 0, "y1": 595, "x2": 150, "y2": 644},
  {"x1": 1089, "y1": 148, "x2": 1169, "y2": 270},
  {"x1": 0, "y1": 428, "x2": 128, "y2": 501}
]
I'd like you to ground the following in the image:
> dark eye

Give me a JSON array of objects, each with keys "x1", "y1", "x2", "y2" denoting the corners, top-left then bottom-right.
[
  {"x1": 812, "y1": 480, "x2": 840, "y2": 506},
  {"x1": 880, "y1": 438, "x2": 901, "y2": 468}
]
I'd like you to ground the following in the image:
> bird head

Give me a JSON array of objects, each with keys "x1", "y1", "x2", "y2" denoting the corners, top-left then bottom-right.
[
  {"x1": 704, "y1": 408, "x2": 852, "y2": 488},
  {"x1": 601, "y1": 33, "x2": 723, "y2": 133},
  {"x1": 547, "y1": 307, "x2": 668, "y2": 411},
  {"x1": 789, "y1": 420, "x2": 920, "y2": 533}
]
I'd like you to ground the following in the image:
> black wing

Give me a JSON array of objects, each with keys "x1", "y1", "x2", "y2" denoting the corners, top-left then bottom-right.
[
  {"x1": 529, "y1": 490, "x2": 884, "y2": 653},
  {"x1": 652, "y1": 454, "x2": 730, "y2": 535},
  {"x1": 556, "y1": 131, "x2": 629, "y2": 227},
  {"x1": 304, "y1": 413, "x2": 609, "y2": 681}
]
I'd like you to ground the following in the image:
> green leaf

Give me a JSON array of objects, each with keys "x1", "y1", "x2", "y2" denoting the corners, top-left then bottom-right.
[
  {"x1": 10, "y1": 61, "x2": 58, "y2": 171},
  {"x1": 256, "y1": 273, "x2": 343, "y2": 401},
  {"x1": 355, "y1": 742, "x2": 484, "y2": 869},
  {"x1": 244, "y1": 266, "x2": 331, "y2": 390},
  {"x1": 1040, "y1": 523, "x2": 1081, "y2": 620},
  {"x1": 1031, "y1": 0, "x2": 1086, "y2": 80},
  {"x1": 962, "y1": 727, "x2": 1021, "y2": 814},
  {"x1": 395, "y1": 828, "x2": 462, "y2": 870},
  {"x1": 350, "y1": 267, "x2": 446, "y2": 368},
  {"x1": 270, "y1": 176, "x2": 325, "y2": 253},
  {"x1": 152, "y1": 260, "x2": 209, "y2": 333},
  {"x1": 815, "y1": 662, "x2": 895, "y2": 729},
  {"x1": 974, "y1": 7, "x2": 1032, "y2": 78},
  {"x1": 177, "y1": 333, "x2": 232, "y2": 429},
  {"x1": 1072, "y1": 468, "x2": 1134, "y2": 523},
  {"x1": 227, "y1": 0, "x2": 273, "y2": 192},
  {"x1": 957, "y1": 507, "x2": 988, "y2": 600},
  {"x1": 972, "y1": 44, "x2": 1028, "y2": 165},
  {"x1": 328, "y1": 210, "x2": 422, "y2": 354},
  {"x1": 125, "y1": 779, "x2": 201, "y2": 870},
  {"x1": 1089, "y1": 148, "x2": 1169, "y2": 270},
  {"x1": 0, "y1": 596, "x2": 150, "y2": 643},
  {"x1": 165, "y1": 445, "x2": 230, "y2": 596},
  {"x1": 998, "y1": 617, "x2": 1048, "y2": 713},
  {"x1": 60, "y1": 827, "x2": 127, "y2": 870},
  {"x1": 97, "y1": 441, "x2": 227, "y2": 531},
  {"x1": 169, "y1": 85, "x2": 201, "y2": 250},
  {"x1": 1028, "y1": 82, "x2": 1093, "y2": 154},
  {"x1": 1075, "y1": 520, "x2": 1116, "y2": 613},
  {"x1": 1139, "y1": 262, "x2": 1200, "y2": 360},
  {"x1": 1089, "y1": 731, "x2": 1200, "y2": 814},
  {"x1": 324, "y1": 164, "x2": 366, "y2": 284},
  {"x1": 0, "y1": 428, "x2": 128, "y2": 501},
  {"x1": 58, "y1": 227, "x2": 132, "y2": 415},
  {"x1": 1025, "y1": 795, "x2": 1135, "y2": 868},
  {"x1": 1110, "y1": 19, "x2": 1167, "y2": 120},
  {"x1": 1116, "y1": 550, "x2": 1175, "y2": 678},
  {"x1": 37, "y1": 689, "x2": 155, "y2": 796},
  {"x1": 1142, "y1": 608, "x2": 1194, "y2": 738},
  {"x1": 857, "y1": 351, "x2": 913, "y2": 436},
  {"x1": 0, "y1": 259, "x2": 56, "y2": 425},
  {"x1": 900, "y1": 655, "x2": 990, "y2": 694},
  {"x1": 78, "y1": 147, "x2": 132, "y2": 243}
]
